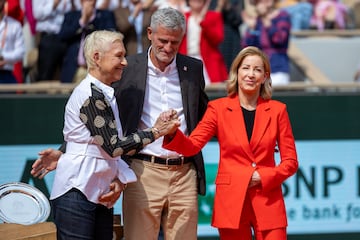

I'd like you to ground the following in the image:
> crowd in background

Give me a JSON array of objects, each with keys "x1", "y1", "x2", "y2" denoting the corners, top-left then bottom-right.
[{"x1": 1, "y1": 0, "x2": 360, "y2": 85}]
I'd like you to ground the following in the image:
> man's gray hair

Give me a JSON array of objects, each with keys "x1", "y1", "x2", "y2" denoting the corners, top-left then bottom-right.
[{"x1": 150, "y1": 7, "x2": 186, "y2": 35}]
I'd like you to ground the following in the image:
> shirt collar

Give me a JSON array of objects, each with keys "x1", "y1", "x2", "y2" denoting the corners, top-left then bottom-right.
[{"x1": 87, "y1": 73, "x2": 115, "y2": 100}]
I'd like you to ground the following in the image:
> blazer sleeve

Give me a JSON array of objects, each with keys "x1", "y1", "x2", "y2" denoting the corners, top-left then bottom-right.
[
  {"x1": 257, "y1": 104, "x2": 298, "y2": 192},
  {"x1": 163, "y1": 101, "x2": 217, "y2": 156},
  {"x1": 80, "y1": 83, "x2": 155, "y2": 157}
]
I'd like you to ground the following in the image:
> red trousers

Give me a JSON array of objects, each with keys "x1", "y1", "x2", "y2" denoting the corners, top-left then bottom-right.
[{"x1": 218, "y1": 188, "x2": 287, "y2": 240}]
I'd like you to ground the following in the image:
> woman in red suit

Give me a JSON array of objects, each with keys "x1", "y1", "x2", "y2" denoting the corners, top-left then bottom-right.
[{"x1": 163, "y1": 46, "x2": 298, "y2": 239}]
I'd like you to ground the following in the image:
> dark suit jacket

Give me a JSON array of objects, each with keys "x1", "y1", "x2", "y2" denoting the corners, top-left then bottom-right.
[
  {"x1": 113, "y1": 52, "x2": 209, "y2": 195},
  {"x1": 58, "y1": 10, "x2": 117, "y2": 83}
]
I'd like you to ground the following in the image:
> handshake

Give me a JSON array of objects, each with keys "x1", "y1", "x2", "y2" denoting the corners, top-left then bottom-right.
[{"x1": 152, "y1": 109, "x2": 181, "y2": 139}]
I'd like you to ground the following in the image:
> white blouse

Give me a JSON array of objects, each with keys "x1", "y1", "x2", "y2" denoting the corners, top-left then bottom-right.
[{"x1": 50, "y1": 74, "x2": 136, "y2": 208}]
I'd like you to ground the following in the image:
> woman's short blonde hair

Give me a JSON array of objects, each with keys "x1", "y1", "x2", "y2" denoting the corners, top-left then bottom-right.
[
  {"x1": 83, "y1": 30, "x2": 124, "y2": 69},
  {"x1": 227, "y1": 46, "x2": 272, "y2": 100}
]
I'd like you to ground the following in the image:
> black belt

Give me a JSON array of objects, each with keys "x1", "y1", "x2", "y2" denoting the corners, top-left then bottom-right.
[{"x1": 134, "y1": 154, "x2": 191, "y2": 166}]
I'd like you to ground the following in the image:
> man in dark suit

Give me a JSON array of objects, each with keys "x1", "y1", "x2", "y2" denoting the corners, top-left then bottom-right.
[
  {"x1": 112, "y1": 7, "x2": 208, "y2": 240},
  {"x1": 58, "y1": 0, "x2": 116, "y2": 83}
]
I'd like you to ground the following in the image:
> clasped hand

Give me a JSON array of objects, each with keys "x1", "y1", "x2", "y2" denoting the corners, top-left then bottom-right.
[{"x1": 152, "y1": 109, "x2": 181, "y2": 137}]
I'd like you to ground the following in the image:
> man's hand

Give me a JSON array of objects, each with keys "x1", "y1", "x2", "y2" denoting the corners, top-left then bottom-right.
[
  {"x1": 154, "y1": 109, "x2": 181, "y2": 137},
  {"x1": 158, "y1": 109, "x2": 178, "y2": 122},
  {"x1": 31, "y1": 148, "x2": 62, "y2": 179}
]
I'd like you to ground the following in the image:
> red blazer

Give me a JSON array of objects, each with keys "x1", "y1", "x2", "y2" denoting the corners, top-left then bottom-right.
[
  {"x1": 163, "y1": 95, "x2": 298, "y2": 230},
  {"x1": 179, "y1": 11, "x2": 228, "y2": 83}
]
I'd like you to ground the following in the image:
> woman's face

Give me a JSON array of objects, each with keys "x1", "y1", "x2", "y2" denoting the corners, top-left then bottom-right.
[
  {"x1": 95, "y1": 40, "x2": 128, "y2": 85},
  {"x1": 237, "y1": 55, "x2": 267, "y2": 95}
]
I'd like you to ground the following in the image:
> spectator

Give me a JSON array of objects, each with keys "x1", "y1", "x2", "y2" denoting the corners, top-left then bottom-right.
[
  {"x1": 152, "y1": 0, "x2": 190, "y2": 13},
  {"x1": 113, "y1": 0, "x2": 154, "y2": 56},
  {"x1": 242, "y1": 0, "x2": 292, "y2": 86},
  {"x1": 7, "y1": 0, "x2": 24, "y2": 24},
  {"x1": 163, "y1": 46, "x2": 298, "y2": 240},
  {"x1": 310, "y1": 0, "x2": 349, "y2": 30},
  {"x1": 23, "y1": 0, "x2": 37, "y2": 34},
  {"x1": 58, "y1": 0, "x2": 117, "y2": 83},
  {"x1": 5, "y1": 0, "x2": 25, "y2": 83},
  {"x1": 217, "y1": 0, "x2": 244, "y2": 70},
  {"x1": 276, "y1": 0, "x2": 313, "y2": 31},
  {"x1": 0, "y1": 0, "x2": 25, "y2": 84},
  {"x1": 32, "y1": 0, "x2": 72, "y2": 81},
  {"x1": 21, "y1": 0, "x2": 39, "y2": 83},
  {"x1": 73, "y1": 0, "x2": 120, "y2": 10},
  {"x1": 179, "y1": 0, "x2": 228, "y2": 85}
]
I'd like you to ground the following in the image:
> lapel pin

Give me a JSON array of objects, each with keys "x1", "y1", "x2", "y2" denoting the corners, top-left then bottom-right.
[{"x1": 183, "y1": 66, "x2": 187, "y2": 71}]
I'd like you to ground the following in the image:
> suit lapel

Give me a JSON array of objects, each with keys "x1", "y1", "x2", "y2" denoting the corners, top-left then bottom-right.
[
  {"x1": 116, "y1": 52, "x2": 148, "y2": 135},
  {"x1": 176, "y1": 55, "x2": 191, "y2": 127},
  {"x1": 225, "y1": 96, "x2": 255, "y2": 160},
  {"x1": 134, "y1": 53, "x2": 149, "y2": 122},
  {"x1": 225, "y1": 97, "x2": 271, "y2": 160},
  {"x1": 137, "y1": 53, "x2": 149, "y2": 89},
  {"x1": 250, "y1": 98, "x2": 271, "y2": 151}
]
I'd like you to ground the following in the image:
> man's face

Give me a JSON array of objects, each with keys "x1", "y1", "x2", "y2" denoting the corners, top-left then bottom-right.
[{"x1": 147, "y1": 25, "x2": 184, "y2": 69}]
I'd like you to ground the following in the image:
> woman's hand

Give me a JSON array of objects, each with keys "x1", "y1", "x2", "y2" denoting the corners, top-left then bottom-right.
[
  {"x1": 99, "y1": 178, "x2": 126, "y2": 207},
  {"x1": 248, "y1": 170, "x2": 261, "y2": 188}
]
